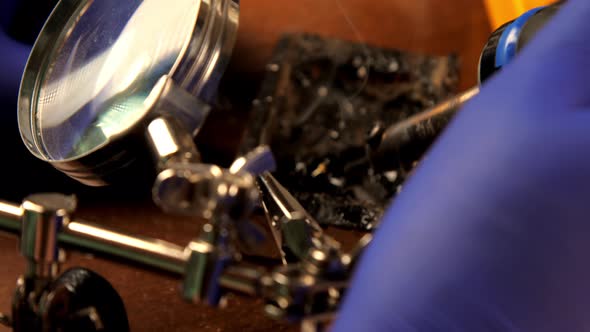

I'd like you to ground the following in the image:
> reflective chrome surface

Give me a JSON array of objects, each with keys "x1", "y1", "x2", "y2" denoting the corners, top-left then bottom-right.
[
  {"x1": 0, "y1": 185, "x2": 368, "y2": 331},
  {"x1": 20, "y1": 193, "x2": 75, "y2": 279},
  {"x1": 0, "y1": 201, "x2": 23, "y2": 233},
  {"x1": 33, "y1": 0, "x2": 201, "y2": 161},
  {"x1": 0, "y1": 198, "x2": 188, "y2": 274},
  {"x1": 153, "y1": 163, "x2": 259, "y2": 219},
  {"x1": 63, "y1": 220, "x2": 188, "y2": 274},
  {"x1": 229, "y1": 145, "x2": 276, "y2": 175},
  {"x1": 19, "y1": 0, "x2": 240, "y2": 185},
  {"x1": 153, "y1": 145, "x2": 273, "y2": 217},
  {"x1": 147, "y1": 115, "x2": 202, "y2": 170},
  {"x1": 258, "y1": 172, "x2": 327, "y2": 263}
]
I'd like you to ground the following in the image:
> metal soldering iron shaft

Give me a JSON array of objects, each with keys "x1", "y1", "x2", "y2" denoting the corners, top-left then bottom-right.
[{"x1": 369, "y1": 87, "x2": 479, "y2": 172}]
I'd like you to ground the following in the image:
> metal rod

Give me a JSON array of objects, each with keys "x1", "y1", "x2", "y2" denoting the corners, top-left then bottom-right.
[
  {"x1": 218, "y1": 274, "x2": 259, "y2": 296},
  {"x1": 61, "y1": 221, "x2": 188, "y2": 275},
  {"x1": 147, "y1": 116, "x2": 202, "y2": 172},
  {"x1": 0, "y1": 200, "x2": 188, "y2": 275},
  {"x1": 369, "y1": 86, "x2": 480, "y2": 172},
  {"x1": 0, "y1": 200, "x2": 23, "y2": 235},
  {"x1": 218, "y1": 265, "x2": 266, "y2": 297}
]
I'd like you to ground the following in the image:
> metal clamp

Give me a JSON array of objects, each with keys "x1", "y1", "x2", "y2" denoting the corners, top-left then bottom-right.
[{"x1": 0, "y1": 153, "x2": 372, "y2": 332}]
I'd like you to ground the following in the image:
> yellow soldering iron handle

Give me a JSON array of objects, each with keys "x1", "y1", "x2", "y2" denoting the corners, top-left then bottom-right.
[{"x1": 484, "y1": 0, "x2": 555, "y2": 29}]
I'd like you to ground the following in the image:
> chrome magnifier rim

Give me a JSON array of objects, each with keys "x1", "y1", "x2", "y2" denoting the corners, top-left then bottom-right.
[{"x1": 18, "y1": 0, "x2": 239, "y2": 186}]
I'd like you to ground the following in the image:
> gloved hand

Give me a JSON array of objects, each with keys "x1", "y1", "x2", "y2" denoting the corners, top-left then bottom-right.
[
  {"x1": 0, "y1": 0, "x2": 31, "y2": 108},
  {"x1": 332, "y1": 1, "x2": 590, "y2": 331}
]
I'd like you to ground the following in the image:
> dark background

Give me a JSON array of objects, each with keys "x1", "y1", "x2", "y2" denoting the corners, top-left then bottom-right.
[{"x1": 0, "y1": 0, "x2": 491, "y2": 331}]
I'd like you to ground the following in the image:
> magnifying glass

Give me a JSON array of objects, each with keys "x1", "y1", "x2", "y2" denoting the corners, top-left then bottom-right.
[{"x1": 18, "y1": 0, "x2": 239, "y2": 186}]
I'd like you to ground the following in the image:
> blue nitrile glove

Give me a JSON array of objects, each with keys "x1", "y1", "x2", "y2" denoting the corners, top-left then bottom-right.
[
  {"x1": 0, "y1": 0, "x2": 31, "y2": 109},
  {"x1": 332, "y1": 1, "x2": 590, "y2": 331}
]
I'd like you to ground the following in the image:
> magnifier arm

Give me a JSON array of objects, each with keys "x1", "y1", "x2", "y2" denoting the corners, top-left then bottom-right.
[{"x1": 147, "y1": 115, "x2": 202, "y2": 171}]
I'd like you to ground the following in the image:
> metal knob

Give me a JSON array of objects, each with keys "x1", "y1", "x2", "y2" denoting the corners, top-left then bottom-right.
[
  {"x1": 182, "y1": 223, "x2": 237, "y2": 306},
  {"x1": 20, "y1": 193, "x2": 76, "y2": 279},
  {"x1": 153, "y1": 145, "x2": 275, "y2": 218},
  {"x1": 229, "y1": 145, "x2": 277, "y2": 175},
  {"x1": 153, "y1": 164, "x2": 259, "y2": 219}
]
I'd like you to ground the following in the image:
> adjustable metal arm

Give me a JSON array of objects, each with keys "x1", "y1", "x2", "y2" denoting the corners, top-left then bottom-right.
[
  {"x1": 0, "y1": 201, "x2": 22, "y2": 233},
  {"x1": 0, "y1": 194, "x2": 249, "y2": 307},
  {"x1": 0, "y1": 199, "x2": 188, "y2": 275},
  {"x1": 0, "y1": 189, "x2": 371, "y2": 332},
  {"x1": 0, "y1": 139, "x2": 372, "y2": 332}
]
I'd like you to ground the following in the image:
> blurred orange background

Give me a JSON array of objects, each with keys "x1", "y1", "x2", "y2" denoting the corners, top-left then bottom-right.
[{"x1": 484, "y1": 0, "x2": 555, "y2": 29}]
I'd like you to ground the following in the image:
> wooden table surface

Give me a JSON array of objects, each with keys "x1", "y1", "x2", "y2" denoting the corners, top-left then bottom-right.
[{"x1": 0, "y1": 1, "x2": 490, "y2": 331}]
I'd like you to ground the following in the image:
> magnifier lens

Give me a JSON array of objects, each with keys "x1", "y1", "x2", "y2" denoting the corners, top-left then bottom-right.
[{"x1": 35, "y1": 0, "x2": 200, "y2": 161}]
